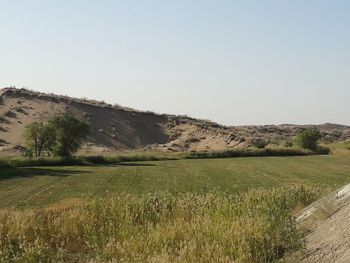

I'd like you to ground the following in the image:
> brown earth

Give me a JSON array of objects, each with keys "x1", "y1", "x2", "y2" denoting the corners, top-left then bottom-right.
[
  {"x1": 296, "y1": 184, "x2": 350, "y2": 263},
  {"x1": 1, "y1": 87, "x2": 349, "y2": 154}
]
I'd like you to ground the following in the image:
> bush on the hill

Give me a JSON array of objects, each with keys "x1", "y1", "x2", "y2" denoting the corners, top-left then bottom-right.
[
  {"x1": 4, "y1": 110, "x2": 16, "y2": 118},
  {"x1": 13, "y1": 106, "x2": 26, "y2": 114},
  {"x1": 295, "y1": 128, "x2": 321, "y2": 150},
  {"x1": 24, "y1": 113, "x2": 89, "y2": 158},
  {"x1": 250, "y1": 138, "x2": 269, "y2": 149},
  {"x1": 47, "y1": 113, "x2": 90, "y2": 158}
]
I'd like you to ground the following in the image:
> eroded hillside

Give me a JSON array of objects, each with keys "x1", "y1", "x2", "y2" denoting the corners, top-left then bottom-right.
[{"x1": 0, "y1": 87, "x2": 349, "y2": 153}]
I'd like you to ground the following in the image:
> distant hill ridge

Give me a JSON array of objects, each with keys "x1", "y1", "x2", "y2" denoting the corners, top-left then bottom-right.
[{"x1": 0, "y1": 87, "x2": 349, "y2": 153}]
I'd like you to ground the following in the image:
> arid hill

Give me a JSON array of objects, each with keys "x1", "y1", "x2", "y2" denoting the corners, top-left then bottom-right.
[{"x1": 1, "y1": 87, "x2": 349, "y2": 153}]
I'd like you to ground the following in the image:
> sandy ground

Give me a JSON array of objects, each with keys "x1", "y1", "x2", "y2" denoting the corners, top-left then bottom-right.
[
  {"x1": 297, "y1": 184, "x2": 350, "y2": 263},
  {"x1": 1, "y1": 87, "x2": 349, "y2": 153}
]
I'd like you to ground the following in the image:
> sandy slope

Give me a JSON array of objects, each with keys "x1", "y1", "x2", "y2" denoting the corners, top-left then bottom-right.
[
  {"x1": 0, "y1": 88, "x2": 246, "y2": 152},
  {"x1": 297, "y1": 184, "x2": 350, "y2": 263},
  {"x1": 1, "y1": 87, "x2": 349, "y2": 153}
]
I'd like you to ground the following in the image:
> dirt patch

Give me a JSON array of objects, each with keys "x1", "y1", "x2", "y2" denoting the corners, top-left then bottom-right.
[
  {"x1": 297, "y1": 184, "x2": 350, "y2": 263},
  {"x1": 1, "y1": 87, "x2": 350, "y2": 153}
]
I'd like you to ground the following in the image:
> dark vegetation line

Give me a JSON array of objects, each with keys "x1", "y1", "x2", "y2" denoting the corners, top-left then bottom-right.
[
  {"x1": 185, "y1": 146, "x2": 329, "y2": 159},
  {"x1": 0, "y1": 114, "x2": 329, "y2": 168},
  {"x1": 0, "y1": 146, "x2": 330, "y2": 168}
]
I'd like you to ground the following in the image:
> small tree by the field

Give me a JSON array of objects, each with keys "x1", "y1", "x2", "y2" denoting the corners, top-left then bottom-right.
[
  {"x1": 24, "y1": 122, "x2": 54, "y2": 157},
  {"x1": 295, "y1": 128, "x2": 321, "y2": 150},
  {"x1": 24, "y1": 113, "x2": 89, "y2": 158},
  {"x1": 47, "y1": 113, "x2": 90, "y2": 158}
]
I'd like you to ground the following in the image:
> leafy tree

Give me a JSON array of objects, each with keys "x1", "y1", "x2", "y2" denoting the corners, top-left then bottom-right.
[
  {"x1": 48, "y1": 113, "x2": 90, "y2": 158},
  {"x1": 295, "y1": 128, "x2": 321, "y2": 150},
  {"x1": 24, "y1": 122, "x2": 54, "y2": 157}
]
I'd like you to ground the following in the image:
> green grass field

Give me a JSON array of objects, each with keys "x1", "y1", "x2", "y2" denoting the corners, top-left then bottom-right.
[{"x1": 1, "y1": 155, "x2": 350, "y2": 208}]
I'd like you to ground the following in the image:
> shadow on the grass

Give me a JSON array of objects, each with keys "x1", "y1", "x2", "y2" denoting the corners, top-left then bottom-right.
[
  {"x1": 0, "y1": 167, "x2": 89, "y2": 181},
  {"x1": 116, "y1": 162, "x2": 156, "y2": 167},
  {"x1": 84, "y1": 162, "x2": 156, "y2": 167},
  {"x1": 0, "y1": 162, "x2": 156, "y2": 181}
]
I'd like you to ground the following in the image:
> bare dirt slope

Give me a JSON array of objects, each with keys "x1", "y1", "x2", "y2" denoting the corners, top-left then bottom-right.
[
  {"x1": 297, "y1": 184, "x2": 350, "y2": 263},
  {"x1": 1, "y1": 87, "x2": 350, "y2": 153}
]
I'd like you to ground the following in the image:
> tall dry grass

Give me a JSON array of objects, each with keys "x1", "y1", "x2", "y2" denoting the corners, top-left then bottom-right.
[{"x1": 0, "y1": 186, "x2": 322, "y2": 262}]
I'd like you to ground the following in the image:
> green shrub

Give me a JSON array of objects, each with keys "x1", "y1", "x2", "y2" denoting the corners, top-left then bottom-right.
[
  {"x1": 23, "y1": 147, "x2": 34, "y2": 158},
  {"x1": 24, "y1": 113, "x2": 90, "y2": 159},
  {"x1": 48, "y1": 113, "x2": 90, "y2": 158},
  {"x1": 25, "y1": 122, "x2": 54, "y2": 157},
  {"x1": 295, "y1": 128, "x2": 321, "y2": 150}
]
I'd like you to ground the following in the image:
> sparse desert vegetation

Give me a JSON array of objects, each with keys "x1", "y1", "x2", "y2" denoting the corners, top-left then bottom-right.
[
  {"x1": 1, "y1": 88, "x2": 349, "y2": 154},
  {"x1": 0, "y1": 116, "x2": 6, "y2": 123}
]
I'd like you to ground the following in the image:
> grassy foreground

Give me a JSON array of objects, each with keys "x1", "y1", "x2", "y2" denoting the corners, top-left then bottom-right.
[
  {"x1": 0, "y1": 155, "x2": 349, "y2": 262},
  {"x1": 0, "y1": 186, "x2": 322, "y2": 263},
  {"x1": 1, "y1": 155, "x2": 350, "y2": 208}
]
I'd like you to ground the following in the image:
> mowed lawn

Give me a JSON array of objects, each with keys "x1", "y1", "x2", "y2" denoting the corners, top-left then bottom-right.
[{"x1": 0, "y1": 155, "x2": 350, "y2": 208}]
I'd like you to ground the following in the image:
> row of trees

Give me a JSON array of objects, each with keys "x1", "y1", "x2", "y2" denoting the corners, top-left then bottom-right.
[{"x1": 25, "y1": 113, "x2": 89, "y2": 158}]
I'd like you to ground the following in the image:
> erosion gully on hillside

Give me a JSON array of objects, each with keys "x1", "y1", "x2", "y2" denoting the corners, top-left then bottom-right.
[{"x1": 1, "y1": 87, "x2": 349, "y2": 154}]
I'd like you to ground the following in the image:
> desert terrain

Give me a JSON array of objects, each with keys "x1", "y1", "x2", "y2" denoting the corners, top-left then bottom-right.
[{"x1": 1, "y1": 87, "x2": 349, "y2": 154}]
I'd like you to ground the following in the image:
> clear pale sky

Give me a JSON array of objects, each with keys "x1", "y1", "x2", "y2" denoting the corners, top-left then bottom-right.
[{"x1": 1, "y1": 1, "x2": 349, "y2": 125}]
